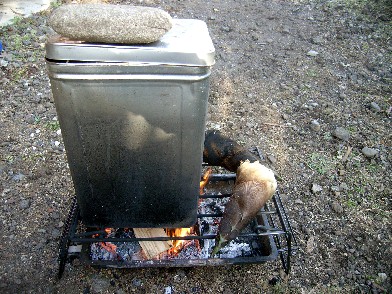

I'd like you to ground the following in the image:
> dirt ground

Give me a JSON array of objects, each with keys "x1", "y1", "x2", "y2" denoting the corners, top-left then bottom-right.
[{"x1": 0, "y1": 0, "x2": 391, "y2": 293}]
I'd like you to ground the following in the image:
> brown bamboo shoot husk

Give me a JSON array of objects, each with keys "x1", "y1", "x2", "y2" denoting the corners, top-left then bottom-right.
[{"x1": 203, "y1": 130, "x2": 259, "y2": 172}]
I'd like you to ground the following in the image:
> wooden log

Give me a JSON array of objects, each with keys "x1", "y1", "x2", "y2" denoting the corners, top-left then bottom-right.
[{"x1": 133, "y1": 228, "x2": 173, "y2": 259}]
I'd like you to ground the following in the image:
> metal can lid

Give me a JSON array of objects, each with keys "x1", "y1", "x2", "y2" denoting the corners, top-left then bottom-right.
[{"x1": 45, "y1": 19, "x2": 215, "y2": 67}]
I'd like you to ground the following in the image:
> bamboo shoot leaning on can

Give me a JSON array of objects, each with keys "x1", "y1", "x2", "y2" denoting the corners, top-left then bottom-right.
[{"x1": 202, "y1": 130, "x2": 277, "y2": 255}]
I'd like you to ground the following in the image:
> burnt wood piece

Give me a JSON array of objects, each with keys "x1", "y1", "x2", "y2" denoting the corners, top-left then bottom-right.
[{"x1": 203, "y1": 130, "x2": 259, "y2": 171}]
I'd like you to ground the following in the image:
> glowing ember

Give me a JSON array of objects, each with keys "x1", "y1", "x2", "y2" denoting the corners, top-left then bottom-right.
[
  {"x1": 166, "y1": 227, "x2": 193, "y2": 255},
  {"x1": 100, "y1": 242, "x2": 117, "y2": 255},
  {"x1": 91, "y1": 228, "x2": 118, "y2": 256},
  {"x1": 199, "y1": 167, "x2": 212, "y2": 194}
]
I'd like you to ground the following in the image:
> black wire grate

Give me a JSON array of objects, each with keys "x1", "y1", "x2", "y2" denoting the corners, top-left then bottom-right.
[{"x1": 58, "y1": 147, "x2": 298, "y2": 278}]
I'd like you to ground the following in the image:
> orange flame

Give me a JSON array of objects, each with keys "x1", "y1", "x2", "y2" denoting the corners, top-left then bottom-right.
[
  {"x1": 199, "y1": 167, "x2": 212, "y2": 194},
  {"x1": 166, "y1": 228, "x2": 192, "y2": 255},
  {"x1": 163, "y1": 169, "x2": 210, "y2": 256}
]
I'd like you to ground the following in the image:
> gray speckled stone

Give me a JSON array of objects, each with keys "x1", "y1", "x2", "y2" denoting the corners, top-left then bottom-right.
[
  {"x1": 49, "y1": 4, "x2": 172, "y2": 44},
  {"x1": 361, "y1": 147, "x2": 378, "y2": 158},
  {"x1": 332, "y1": 127, "x2": 350, "y2": 141}
]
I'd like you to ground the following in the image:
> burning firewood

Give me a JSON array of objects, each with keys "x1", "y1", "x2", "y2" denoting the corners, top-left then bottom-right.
[
  {"x1": 199, "y1": 167, "x2": 212, "y2": 194},
  {"x1": 202, "y1": 131, "x2": 277, "y2": 255},
  {"x1": 133, "y1": 228, "x2": 173, "y2": 259}
]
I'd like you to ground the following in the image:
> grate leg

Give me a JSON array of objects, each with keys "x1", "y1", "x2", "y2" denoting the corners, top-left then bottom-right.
[{"x1": 58, "y1": 196, "x2": 78, "y2": 279}]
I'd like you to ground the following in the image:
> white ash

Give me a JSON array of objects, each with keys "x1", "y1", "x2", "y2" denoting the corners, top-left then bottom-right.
[
  {"x1": 90, "y1": 230, "x2": 142, "y2": 261},
  {"x1": 217, "y1": 241, "x2": 252, "y2": 258},
  {"x1": 91, "y1": 243, "x2": 118, "y2": 261},
  {"x1": 171, "y1": 242, "x2": 201, "y2": 259}
]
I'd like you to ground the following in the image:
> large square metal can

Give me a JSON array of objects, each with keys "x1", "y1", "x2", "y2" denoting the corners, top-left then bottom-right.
[{"x1": 45, "y1": 19, "x2": 215, "y2": 228}]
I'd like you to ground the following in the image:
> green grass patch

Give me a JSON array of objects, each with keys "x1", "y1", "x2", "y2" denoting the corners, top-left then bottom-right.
[
  {"x1": 11, "y1": 67, "x2": 28, "y2": 81},
  {"x1": 50, "y1": 1, "x2": 62, "y2": 9},
  {"x1": 345, "y1": 199, "x2": 358, "y2": 208},
  {"x1": 306, "y1": 68, "x2": 319, "y2": 78},
  {"x1": 306, "y1": 153, "x2": 336, "y2": 174},
  {"x1": 44, "y1": 121, "x2": 61, "y2": 131}
]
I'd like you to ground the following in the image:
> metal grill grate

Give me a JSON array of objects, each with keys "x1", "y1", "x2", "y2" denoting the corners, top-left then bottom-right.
[{"x1": 58, "y1": 148, "x2": 298, "y2": 278}]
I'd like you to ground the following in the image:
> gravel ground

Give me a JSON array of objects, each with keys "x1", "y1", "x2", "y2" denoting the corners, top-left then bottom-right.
[{"x1": 0, "y1": 0, "x2": 391, "y2": 293}]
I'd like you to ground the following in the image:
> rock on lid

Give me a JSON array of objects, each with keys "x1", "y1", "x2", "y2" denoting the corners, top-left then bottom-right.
[{"x1": 49, "y1": 4, "x2": 173, "y2": 44}]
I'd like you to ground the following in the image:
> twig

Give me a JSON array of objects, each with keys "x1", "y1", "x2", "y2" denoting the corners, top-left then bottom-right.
[
  {"x1": 341, "y1": 146, "x2": 352, "y2": 162},
  {"x1": 10, "y1": 8, "x2": 25, "y2": 16},
  {"x1": 372, "y1": 282, "x2": 387, "y2": 292}
]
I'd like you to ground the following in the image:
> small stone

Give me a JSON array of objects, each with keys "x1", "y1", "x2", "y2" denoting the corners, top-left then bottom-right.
[
  {"x1": 332, "y1": 127, "x2": 350, "y2": 141},
  {"x1": 370, "y1": 102, "x2": 381, "y2": 112},
  {"x1": 51, "y1": 212, "x2": 60, "y2": 219},
  {"x1": 331, "y1": 201, "x2": 344, "y2": 214},
  {"x1": 331, "y1": 186, "x2": 340, "y2": 192},
  {"x1": 282, "y1": 113, "x2": 289, "y2": 120},
  {"x1": 339, "y1": 182, "x2": 349, "y2": 190},
  {"x1": 281, "y1": 26, "x2": 290, "y2": 34},
  {"x1": 310, "y1": 120, "x2": 321, "y2": 132},
  {"x1": 132, "y1": 278, "x2": 142, "y2": 287},
  {"x1": 221, "y1": 26, "x2": 232, "y2": 32},
  {"x1": 361, "y1": 147, "x2": 378, "y2": 158},
  {"x1": 323, "y1": 107, "x2": 334, "y2": 115},
  {"x1": 164, "y1": 286, "x2": 173, "y2": 294},
  {"x1": 49, "y1": 4, "x2": 173, "y2": 44},
  {"x1": 20, "y1": 200, "x2": 30, "y2": 209},
  {"x1": 0, "y1": 59, "x2": 8, "y2": 67},
  {"x1": 312, "y1": 183, "x2": 323, "y2": 194},
  {"x1": 51, "y1": 228, "x2": 61, "y2": 238},
  {"x1": 25, "y1": 114, "x2": 36, "y2": 124},
  {"x1": 12, "y1": 173, "x2": 25, "y2": 182},
  {"x1": 307, "y1": 50, "x2": 319, "y2": 57},
  {"x1": 378, "y1": 273, "x2": 387, "y2": 282},
  {"x1": 306, "y1": 236, "x2": 315, "y2": 253},
  {"x1": 267, "y1": 155, "x2": 277, "y2": 165},
  {"x1": 311, "y1": 36, "x2": 323, "y2": 44},
  {"x1": 294, "y1": 199, "x2": 303, "y2": 205},
  {"x1": 279, "y1": 194, "x2": 289, "y2": 202}
]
